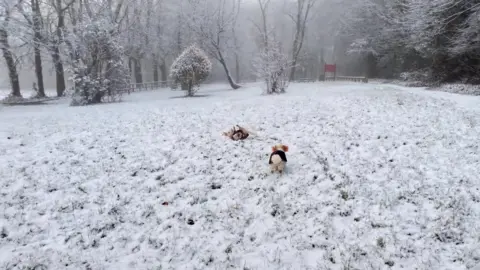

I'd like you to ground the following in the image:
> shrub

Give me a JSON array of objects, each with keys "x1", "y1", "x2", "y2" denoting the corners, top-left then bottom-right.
[
  {"x1": 68, "y1": 20, "x2": 129, "y2": 106},
  {"x1": 253, "y1": 41, "x2": 291, "y2": 95},
  {"x1": 169, "y1": 44, "x2": 212, "y2": 96}
]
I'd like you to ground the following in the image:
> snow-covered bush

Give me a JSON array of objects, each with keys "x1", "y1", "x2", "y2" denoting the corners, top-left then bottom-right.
[
  {"x1": 68, "y1": 20, "x2": 130, "y2": 106},
  {"x1": 340, "y1": 0, "x2": 480, "y2": 83},
  {"x1": 169, "y1": 44, "x2": 212, "y2": 97},
  {"x1": 253, "y1": 41, "x2": 291, "y2": 94},
  {"x1": 399, "y1": 69, "x2": 430, "y2": 83}
]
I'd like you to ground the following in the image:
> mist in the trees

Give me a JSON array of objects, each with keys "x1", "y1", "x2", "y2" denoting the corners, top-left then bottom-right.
[{"x1": 1, "y1": 0, "x2": 479, "y2": 103}]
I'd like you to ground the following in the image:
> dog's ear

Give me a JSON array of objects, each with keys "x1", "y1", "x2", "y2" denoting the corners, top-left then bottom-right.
[
  {"x1": 282, "y1": 145, "x2": 289, "y2": 152},
  {"x1": 271, "y1": 146, "x2": 276, "y2": 152}
]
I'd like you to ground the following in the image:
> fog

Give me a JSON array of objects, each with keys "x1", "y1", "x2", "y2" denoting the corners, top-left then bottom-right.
[{"x1": 1, "y1": 0, "x2": 479, "y2": 94}]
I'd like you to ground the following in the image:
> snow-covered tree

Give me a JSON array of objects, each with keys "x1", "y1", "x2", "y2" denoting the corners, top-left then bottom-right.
[
  {"x1": 333, "y1": 0, "x2": 409, "y2": 79},
  {"x1": 0, "y1": 0, "x2": 22, "y2": 99},
  {"x1": 169, "y1": 44, "x2": 212, "y2": 96},
  {"x1": 330, "y1": 0, "x2": 480, "y2": 83},
  {"x1": 251, "y1": 0, "x2": 291, "y2": 94},
  {"x1": 69, "y1": 19, "x2": 130, "y2": 106},
  {"x1": 451, "y1": 3, "x2": 480, "y2": 56},
  {"x1": 1, "y1": 0, "x2": 479, "y2": 97},
  {"x1": 253, "y1": 40, "x2": 291, "y2": 94},
  {"x1": 405, "y1": 0, "x2": 480, "y2": 83}
]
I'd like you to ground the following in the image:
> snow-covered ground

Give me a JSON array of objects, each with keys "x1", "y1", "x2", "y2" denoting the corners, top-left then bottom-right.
[
  {"x1": 369, "y1": 79, "x2": 480, "y2": 96},
  {"x1": 1, "y1": 82, "x2": 479, "y2": 270},
  {"x1": 0, "y1": 89, "x2": 59, "y2": 101},
  {"x1": 429, "y1": 84, "x2": 480, "y2": 96}
]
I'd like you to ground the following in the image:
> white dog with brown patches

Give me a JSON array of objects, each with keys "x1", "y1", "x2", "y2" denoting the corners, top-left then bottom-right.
[{"x1": 269, "y1": 144, "x2": 288, "y2": 174}]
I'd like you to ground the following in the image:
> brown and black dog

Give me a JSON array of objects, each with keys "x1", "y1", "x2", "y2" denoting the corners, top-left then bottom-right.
[{"x1": 269, "y1": 144, "x2": 288, "y2": 174}]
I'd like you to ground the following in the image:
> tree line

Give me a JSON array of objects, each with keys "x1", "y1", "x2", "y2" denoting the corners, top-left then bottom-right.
[
  {"x1": 1, "y1": 0, "x2": 478, "y2": 104},
  {"x1": 337, "y1": 0, "x2": 480, "y2": 84}
]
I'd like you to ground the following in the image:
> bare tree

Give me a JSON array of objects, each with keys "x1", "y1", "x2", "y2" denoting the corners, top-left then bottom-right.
[
  {"x1": 131, "y1": 6, "x2": 143, "y2": 84},
  {"x1": 285, "y1": 0, "x2": 316, "y2": 81},
  {"x1": 187, "y1": 0, "x2": 241, "y2": 89},
  {"x1": 0, "y1": 0, "x2": 23, "y2": 98},
  {"x1": 252, "y1": 0, "x2": 291, "y2": 94},
  {"x1": 18, "y1": 0, "x2": 47, "y2": 97},
  {"x1": 232, "y1": 18, "x2": 241, "y2": 83},
  {"x1": 256, "y1": 0, "x2": 271, "y2": 49},
  {"x1": 46, "y1": 0, "x2": 76, "y2": 97},
  {"x1": 151, "y1": 0, "x2": 177, "y2": 86}
]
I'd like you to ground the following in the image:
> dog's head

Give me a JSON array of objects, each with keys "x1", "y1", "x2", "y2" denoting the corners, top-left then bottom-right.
[{"x1": 272, "y1": 144, "x2": 288, "y2": 152}]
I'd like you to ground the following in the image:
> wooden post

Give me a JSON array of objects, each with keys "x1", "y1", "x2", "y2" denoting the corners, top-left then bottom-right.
[
  {"x1": 334, "y1": 63, "x2": 337, "y2": 81},
  {"x1": 323, "y1": 63, "x2": 326, "y2": 81}
]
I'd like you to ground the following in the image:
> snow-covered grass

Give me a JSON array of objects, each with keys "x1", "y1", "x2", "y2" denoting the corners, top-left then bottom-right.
[
  {"x1": 369, "y1": 79, "x2": 480, "y2": 96},
  {"x1": 1, "y1": 82, "x2": 479, "y2": 270},
  {"x1": 428, "y1": 84, "x2": 480, "y2": 96},
  {"x1": 0, "y1": 89, "x2": 59, "y2": 101}
]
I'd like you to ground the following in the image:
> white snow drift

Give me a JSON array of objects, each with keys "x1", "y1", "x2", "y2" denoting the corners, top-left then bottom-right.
[{"x1": 0, "y1": 82, "x2": 479, "y2": 270}]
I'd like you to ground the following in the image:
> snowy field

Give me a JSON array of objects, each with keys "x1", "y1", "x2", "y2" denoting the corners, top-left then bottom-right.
[{"x1": 1, "y1": 82, "x2": 480, "y2": 270}]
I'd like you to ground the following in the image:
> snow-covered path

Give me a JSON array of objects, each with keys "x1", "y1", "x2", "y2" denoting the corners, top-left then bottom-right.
[{"x1": 1, "y1": 83, "x2": 479, "y2": 270}]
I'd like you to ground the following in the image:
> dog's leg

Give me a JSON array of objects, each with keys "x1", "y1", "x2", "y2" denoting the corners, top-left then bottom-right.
[
  {"x1": 270, "y1": 164, "x2": 276, "y2": 173},
  {"x1": 278, "y1": 162, "x2": 285, "y2": 174}
]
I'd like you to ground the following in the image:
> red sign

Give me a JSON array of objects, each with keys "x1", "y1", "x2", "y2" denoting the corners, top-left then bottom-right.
[{"x1": 324, "y1": 64, "x2": 336, "y2": 73}]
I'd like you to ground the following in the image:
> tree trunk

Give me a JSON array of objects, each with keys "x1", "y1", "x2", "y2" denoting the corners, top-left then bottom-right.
[
  {"x1": 219, "y1": 59, "x2": 241, "y2": 89},
  {"x1": 318, "y1": 47, "x2": 325, "y2": 81},
  {"x1": 366, "y1": 53, "x2": 377, "y2": 79},
  {"x1": 32, "y1": 0, "x2": 45, "y2": 97},
  {"x1": 33, "y1": 44, "x2": 45, "y2": 97},
  {"x1": 51, "y1": 47, "x2": 66, "y2": 96},
  {"x1": 134, "y1": 58, "x2": 143, "y2": 84},
  {"x1": 289, "y1": 0, "x2": 313, "y2": 82},
  {"x1": 0, "y1": 28, "x2": 21, "y2": 97},
  {"x1": 92, "y1": 91, "x2": 104, "y2": 104},
  {"x1": 233, "y1": 31, "x2": 241, "y2": 83},
  {"x1": 128, "y1": 57, "x2": 134, "y2": 90},
  {"x1": 289, "y1": 61, "x2": 297, "y2": 81},
  {"x1": 187, "y1": 78, "x2": 194, "y2": 96},
  {"x1": 181, "y1": 82, "x2": 189, "y2": 91},
  {"x1": 152, "y1": 56, "x2": 159, "y2": 87},
  {"x1": 128, "y1": 57, "x2": 133, "y2": 76},
  {"x1": 160, "y1": 58, "x2": 168, "y2": 87},
  {"x1": 52, "y1": 0, "x2": 66, "y2": 97},
  {"x1": 217, "y1": 50, "x2": 241, "y2": 89},
  {"x1": 235, "y1": 52, "x2": 240, "y2": 83}
]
